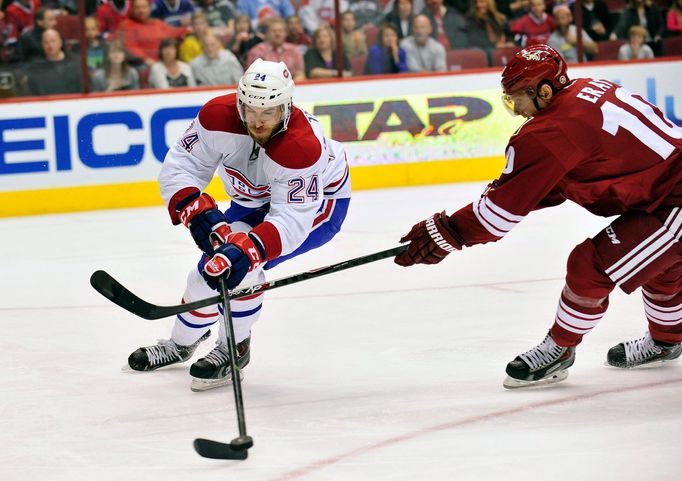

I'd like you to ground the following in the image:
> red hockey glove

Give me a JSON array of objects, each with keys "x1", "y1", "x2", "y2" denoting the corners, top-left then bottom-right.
[
  {"x1": 172, "y1": 190, "x2": 230, "y2": 255},
  {"x1": 202, "y1": 232, "x2": 265, "y2": 290},
  {"x1": 395, "y1": 211, "x2": 463, "y2": 266}
]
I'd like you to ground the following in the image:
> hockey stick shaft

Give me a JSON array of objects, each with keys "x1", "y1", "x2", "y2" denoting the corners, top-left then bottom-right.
[
  {"x1": 220, "y1": 279, "x2": 249, "y2": 437},
  {"x1": 91, "y1": 245, "x2": 407, "y2": 320}
]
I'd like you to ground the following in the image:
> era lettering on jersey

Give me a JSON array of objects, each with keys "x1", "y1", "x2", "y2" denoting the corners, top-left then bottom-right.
[{"x1": 576, "y1": 79, "x2": 614, "y2": 104}]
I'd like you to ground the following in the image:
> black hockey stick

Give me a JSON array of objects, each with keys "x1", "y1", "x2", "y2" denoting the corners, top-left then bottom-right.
[
  {"x1": 194, "y1": 277, "x2": 253, "y2": 460},
  {"x1": 90, "y1": 245, "x2": 407, "y2": 320}
]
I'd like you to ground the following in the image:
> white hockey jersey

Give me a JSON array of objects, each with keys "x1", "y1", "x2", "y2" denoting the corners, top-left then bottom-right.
[{"x1": 159, "y1": 93, "x2": 350, "y2": 261}]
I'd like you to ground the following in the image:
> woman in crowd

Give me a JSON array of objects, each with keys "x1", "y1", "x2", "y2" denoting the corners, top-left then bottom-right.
[
  {"x1": 364, "y1": 23, "x2": 407, "y2": 75},
  {"x1": 149, "y1": 37, "x2": 196, "y2": 88},
  {"x1": 466, "y1": 0, "x2": 514, "y2": 51},
  {"x1": 384, "y1": 0, "x2": 414, "y2": 39},
  {"x1": 304, "y1": 24, "x2": 352, "y2": 78},
  {"x1": 341, "y1": 10, "x2": 368, "y2": 57},
  {"x1": 91, "y1": 39, "x2": 140, "y2": 92}
]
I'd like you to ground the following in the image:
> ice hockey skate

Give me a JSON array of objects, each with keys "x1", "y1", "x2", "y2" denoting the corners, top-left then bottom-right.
[
  {"x1": 125, "y1": 331, "x2": 211, "y2": 372},
  {"x1": 503, "y1": 332, "x2": 576, "y2": 389},
  {"x1": 190, "y1": 337, "x2": 251, "y2": 392},
  {"x1": 606, "y1": 332, "x2": 682, "y2": 368}
]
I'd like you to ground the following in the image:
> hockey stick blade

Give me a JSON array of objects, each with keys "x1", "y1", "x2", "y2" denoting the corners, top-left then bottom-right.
[
  {"x1": 91, "y1": 245, "x2": 407, "y2": 320},
  {"x1": 193, "y1": 438, "x2": 250, "y2": 460},
  {"x1": 90, "y1": 270, "x2": 222, "y2": 320}
]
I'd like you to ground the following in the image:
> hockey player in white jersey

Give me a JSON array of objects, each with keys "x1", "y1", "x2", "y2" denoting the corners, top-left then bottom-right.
[{"x1": 127, "y1": 59, "x2": 351, "y2": 390}]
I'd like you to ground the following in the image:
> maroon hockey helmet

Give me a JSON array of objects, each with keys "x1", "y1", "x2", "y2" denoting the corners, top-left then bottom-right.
[{"x1": 501, "y1": 44, "x2": 569, "y2": 96}]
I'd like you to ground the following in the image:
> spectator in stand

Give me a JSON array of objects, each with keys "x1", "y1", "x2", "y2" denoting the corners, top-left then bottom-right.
[
  {"x1": 151, "y1": 0, "x2": 195, "y2": 27},
  {"x1": 341, "y1": 10, "x2": 368, "y2": 57},
  {"x1": 4, "y1": 0, "x2": 40, "y2": 48},
  {"x1": 611, "y1": 0, "x2": 664, "y2": 49},
  {"x1": 509, "y1": 0, "x2": 554, "y2": 46},
  {"x1": 179, "y1": 11, "x2": 211, "y2": 63},
  {"x1": 191, "y1": 32, "x2": 243, "y2": 85},
  {"x1": 348, "y1": 0, "x2": 385, "y2": 28},
  {"x1": 228, "y1": 14, "x2": 263, "y2": 64},
  {"x1": 570, "y1": 0, "x2": 611, "y2": 42},
  {"x1": 22, "y1": 28, "x2": 82, "y2": 95},
  {"x1": 304, "y1": 24, "x2": 352, "y2": 78},
  {"x1": 299, "y1": 0, "x2": 348, "y2": 34},
  {"x1": 422, "y1": 0, "x2": 469, "y2": 49},
  {"x1": 466, "y1": 0, "x2": 514, "y2": 52},
  {"x1": 385, "y1": 0, "x2": 414, "y2": 39},
  {"x1": 364, "y1": 22, "x2": 408, "y2": 74},
  {"x1": 195, "y1": 0, "x2": 237, "y2": 40},
  {"x1": 496, "y1": 0, "x2": 529, "y2": 21},
  {"x1": 95, "y1": 0, "x2": 131, "y2": 39},
  {"x1": 286, "y1": 14, "x2": 311, "y2": 53},
  {"x1": 91, "y1": 38, "x2": 141, "y2": 91},
  {"x1": 618, "y1": 24, "x2": 655, "y2": 59},
  {"x1": 82, "y1": 16, "x2": 106, "y2": 70},
  {"x1": 150, "y1": 37, "x2": 196, "y2": 87},
  {"x1": 245, "y1": 16, "x2": 305, "y2": 80},
  {"x1": 17, "y1": 7, "x2": 55, "y2": 61},
  {"x1": 547, "y1": 5, "x2": 597, "y2": 62},
  {"x1": 237, "y1": 0, "x2": 295, "y2": 31},
  {"x1": 117, "y1": 0, "x2": 188, "y2": 66},
  {"x1": 668, "y1": 0, "x2": 682, "y2": 37},
  {"x1": 400, "y1": 14, "x2": 445, "y2": 72}
]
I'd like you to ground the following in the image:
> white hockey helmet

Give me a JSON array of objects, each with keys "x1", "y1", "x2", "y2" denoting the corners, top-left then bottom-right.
[{"x1": 237, "y1": 58, "x2": 295, "y2": 129}]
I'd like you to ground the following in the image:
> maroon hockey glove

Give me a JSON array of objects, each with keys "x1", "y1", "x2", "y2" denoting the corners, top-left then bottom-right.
[{"x1": 395, "y1": 211, "x2": 463, "y2": 266}]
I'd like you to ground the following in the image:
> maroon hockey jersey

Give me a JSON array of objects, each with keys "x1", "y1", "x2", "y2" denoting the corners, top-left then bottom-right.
[{"x1": 451, "y1": 77, "x2": 682, "y2": 246}]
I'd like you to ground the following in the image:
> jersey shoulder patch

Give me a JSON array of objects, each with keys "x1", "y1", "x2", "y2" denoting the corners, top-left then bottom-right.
[
  {"x1": 198, "y1": 93, "x2": 247, "y2": 135},
  {"x1": 265, "y1": 108, "x2": 322, "y2": 170}
]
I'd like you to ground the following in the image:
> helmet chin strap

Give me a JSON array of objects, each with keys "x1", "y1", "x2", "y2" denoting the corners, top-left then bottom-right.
[{"x1": 532, "y1": 94, "x2": 543, "y2": 112}]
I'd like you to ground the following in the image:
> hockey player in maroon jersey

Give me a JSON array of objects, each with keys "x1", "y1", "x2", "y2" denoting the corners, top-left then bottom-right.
[
  {"x1": 395, "y1": 44, "x2": 682, "y2": 388},
  {"x1": 126, "y1": 59, "x2": 351, "y2": 391}
]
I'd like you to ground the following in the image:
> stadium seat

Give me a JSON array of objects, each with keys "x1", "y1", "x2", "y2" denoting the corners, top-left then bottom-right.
[
  {"x1": 446, "y1": 48, "x2": 488, "y2": 71},
  {"x1": 56, "y1": 14, "x2": 81, "y2": 49},
  {"x1": 663, "y1": 36, "x2": 682, "y2": 57},
  {"x1": 594, "y1": 40, "x2": 626, "y2": 60},
  {"x1": 364, "y1": 25, "x2": 379, "y2": 47},
  {"x1": 138, "y1": 66, "x2": 150, "y2": 89},
  {"x1": 603, "y1": 0, "x2": 627, "y2": 11},
  {"x1": 490, "y1": 46, "x2": 521, "y2": 67},
  {"x1": 349, "y1": 55, "x2": 366, "y2": 76}
]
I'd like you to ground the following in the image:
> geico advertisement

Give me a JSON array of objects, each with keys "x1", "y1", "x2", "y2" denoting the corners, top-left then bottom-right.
[{"x1": 1, "y1": 61, "x2": 680, "y2": 193}]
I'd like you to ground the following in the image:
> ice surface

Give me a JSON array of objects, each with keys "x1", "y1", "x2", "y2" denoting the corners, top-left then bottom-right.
[{"x1": 1, "y1": 183, "x2": 679, "y2": 481}]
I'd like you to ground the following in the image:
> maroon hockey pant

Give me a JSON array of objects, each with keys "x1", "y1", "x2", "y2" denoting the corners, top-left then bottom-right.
[{"x1": 551, "y1": 207, "x2": 682, "y2": 346}]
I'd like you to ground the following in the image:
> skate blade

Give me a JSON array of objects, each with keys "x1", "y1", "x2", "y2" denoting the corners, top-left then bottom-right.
[
  {"x1": 190, "y1": 371, "x2": 244, "y2": 392},
  {"x1": 503, "y1": 369, "x2": 569, "y2": 389},
  {"x1": 603, "y1": 358, "x2": 676, "y2": 369}
]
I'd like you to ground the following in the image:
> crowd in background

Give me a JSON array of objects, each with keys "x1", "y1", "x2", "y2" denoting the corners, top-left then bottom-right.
[{"x1": 0, "y1": 0, "x2": 681, "y2": 97}]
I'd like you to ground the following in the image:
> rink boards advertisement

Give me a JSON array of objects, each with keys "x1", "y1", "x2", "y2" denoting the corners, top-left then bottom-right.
[{"x1": 1, "y1": 59, "x2": 681, "y2": 216}]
